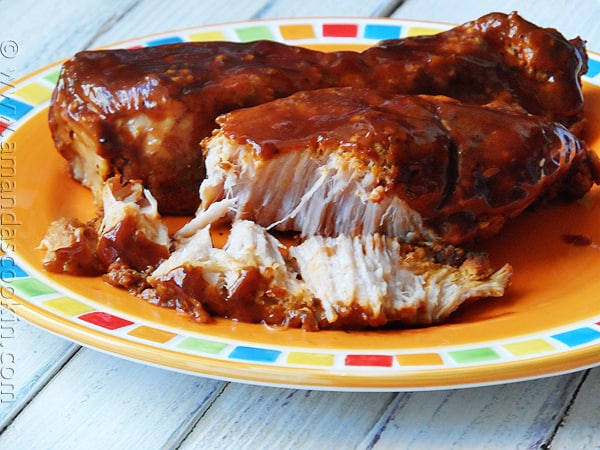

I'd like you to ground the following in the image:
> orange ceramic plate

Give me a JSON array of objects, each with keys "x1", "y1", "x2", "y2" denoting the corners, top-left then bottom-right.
[{"x1": 2, "y1": 18, "x2": 600, "y2": 391}]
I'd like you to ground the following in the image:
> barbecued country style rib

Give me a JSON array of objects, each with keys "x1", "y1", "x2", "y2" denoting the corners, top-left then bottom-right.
[
  {"x1": 181, "y1": 88, "x2": 598, "y2": 246},
  {"x1": 48, "y1": 12, "x2": 588, "y2": 215}
]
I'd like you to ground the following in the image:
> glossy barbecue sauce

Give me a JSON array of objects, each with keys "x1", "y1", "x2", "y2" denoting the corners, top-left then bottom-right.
[
  {"x1": 49, "y1": 12, "x2": 588, "y2": 216},
  {"x1": 218, "y1": 87, "x2": 589, "y2": 245},
  {"x1": 147, "y1": 255, "x2": 347, "y2": 330}
]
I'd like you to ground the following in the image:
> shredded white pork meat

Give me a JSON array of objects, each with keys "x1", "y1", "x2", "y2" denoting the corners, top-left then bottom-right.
[
  {"x1": 177, "y1": 133, "x2": 435, "y2": 244},
  {"x1": 154, "y1": 219, "x2": 511, "y2": 329}
]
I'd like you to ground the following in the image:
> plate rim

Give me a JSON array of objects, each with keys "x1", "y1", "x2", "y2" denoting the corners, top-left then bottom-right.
[
  {"x1": 2, "y1": 16, "x2": 600, "y2": 391},
  {"x1": 6, "y1": 291, "x2": 600, "y2": 391}
]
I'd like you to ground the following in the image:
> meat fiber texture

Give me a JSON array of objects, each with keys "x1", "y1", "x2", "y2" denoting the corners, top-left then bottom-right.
[{"x1": 149, "y1": 220, "x2": 512, "y2": 330}]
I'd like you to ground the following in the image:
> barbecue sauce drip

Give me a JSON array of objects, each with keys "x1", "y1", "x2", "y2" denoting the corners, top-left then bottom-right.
[
  {"x1": 96, "y1": 214, "x2": 170, "y2": 272},
  {"x1": 148, "y1": 265, "x2": 323, "y2": 329},
  {"x1": 561, "y1": 234, "x2": 595, "y2": 247}
]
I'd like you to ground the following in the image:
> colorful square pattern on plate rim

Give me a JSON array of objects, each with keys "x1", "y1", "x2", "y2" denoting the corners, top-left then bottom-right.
[
  {"x1": 2, "y1": 261, "x2": 600, "y2": 372},
  {"x1": 2, "y1": 18, "x2": 600, "y2": 387}
]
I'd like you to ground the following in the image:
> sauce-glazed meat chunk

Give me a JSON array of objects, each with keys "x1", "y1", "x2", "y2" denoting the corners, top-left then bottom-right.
[
  {"x1": 48, "y1": 12, "x2": 588, "y2": 215},
  {"x1": 185, "y1": 88, "x2": 598, "y2": 246}
]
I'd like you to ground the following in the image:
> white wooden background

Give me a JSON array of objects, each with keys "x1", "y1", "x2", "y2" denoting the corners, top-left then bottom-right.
[{"x1": 1, "y1": 1, "x2": 600, "y2": 449}]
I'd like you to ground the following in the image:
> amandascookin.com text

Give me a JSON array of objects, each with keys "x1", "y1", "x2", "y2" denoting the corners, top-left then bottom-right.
[{"x1": 1, "y1": 38, "x2": 21, "y2": 404}]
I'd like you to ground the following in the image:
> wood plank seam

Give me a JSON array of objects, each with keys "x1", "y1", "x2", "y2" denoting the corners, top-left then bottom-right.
[
  {"x1": 80, "y1": 0, "x2": 140, "y2": 50},
  {"x1": 174, "y1": 381, "x2": 229, "y2": 447},
  {"x1": 375, "y1": 0, "x2": 407, "y2": 17},
  {"x1": 0, "y1": 344, "x2": 81, "y2": 434},
  {"x1": 357, "y1": 392, "x2": 406, "y2": 449},
  {"x1": 543, "y1": 369, "x2": 591, "y2": 449}
]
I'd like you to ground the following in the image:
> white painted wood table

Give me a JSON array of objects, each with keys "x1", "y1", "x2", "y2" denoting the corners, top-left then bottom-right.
[{"x1": 2, "y1": 1, "x2": 600, "y2": 448}]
